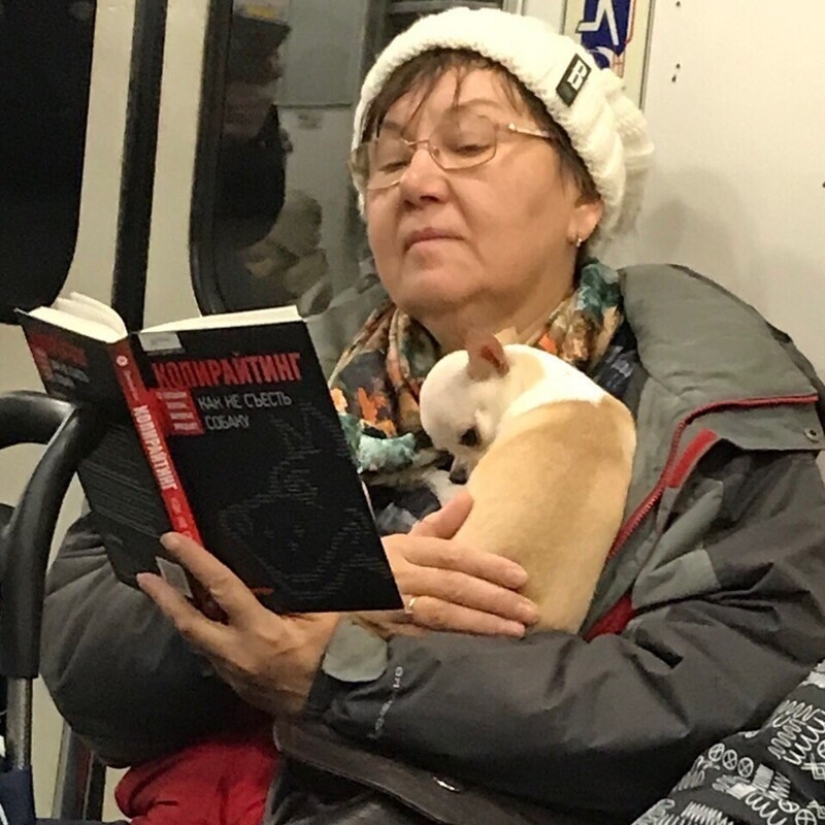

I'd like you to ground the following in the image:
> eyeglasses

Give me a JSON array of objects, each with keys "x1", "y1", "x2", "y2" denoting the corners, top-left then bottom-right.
[{"x1": 349, "y1": 109, "x2": 555, "y2": 191}]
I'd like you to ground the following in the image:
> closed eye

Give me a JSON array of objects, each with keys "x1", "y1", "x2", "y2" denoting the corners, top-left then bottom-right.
[{"x1": 459, "y1": 427, "x2": 480, "y2": 447}]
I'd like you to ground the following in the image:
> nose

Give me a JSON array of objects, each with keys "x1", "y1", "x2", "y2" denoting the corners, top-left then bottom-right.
[{"x1": 397, "y1": 143, "x2": 448, "y2": 206}]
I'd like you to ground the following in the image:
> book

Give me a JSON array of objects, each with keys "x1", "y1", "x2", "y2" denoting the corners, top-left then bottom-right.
[{"x1": 17, "y1": 293, "x2": 402, "y2": 614}]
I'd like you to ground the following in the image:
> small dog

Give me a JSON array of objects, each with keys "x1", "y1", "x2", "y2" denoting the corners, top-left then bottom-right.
[{"x1": 418, "y1": 332, "x2": 636, "y2": 633}]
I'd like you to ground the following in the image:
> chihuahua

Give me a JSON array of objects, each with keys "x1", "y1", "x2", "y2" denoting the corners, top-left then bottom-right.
[{"x1": 418, "y1": 332, "x2": 636, "y2": 633}]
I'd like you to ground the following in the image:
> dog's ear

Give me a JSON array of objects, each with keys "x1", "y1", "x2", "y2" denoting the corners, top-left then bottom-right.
[
  {"x1": 494, "y1": 326, "x2": 519, "y2": 346},
  {"x1": 466, "y1": 331, "x2": 510, "y2": 380}
]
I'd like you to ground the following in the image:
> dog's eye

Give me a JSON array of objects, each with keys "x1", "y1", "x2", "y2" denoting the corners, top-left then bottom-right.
[{"x1": 459, "y1": 427, "x2": 480, "y2": 447}]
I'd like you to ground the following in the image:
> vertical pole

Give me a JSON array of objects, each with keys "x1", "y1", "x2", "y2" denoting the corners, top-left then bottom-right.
[
  {"x1": 110, "y1": 0, "x2": 169, "y2": 330},
  {"x1": 5, "y1": 678, "x2": 32, "y2": 769}
]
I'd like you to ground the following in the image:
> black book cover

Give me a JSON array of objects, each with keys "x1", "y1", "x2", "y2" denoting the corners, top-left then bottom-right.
[
  {"x1": 18, "y1": 310, "x2": 402, "y2": 614},
  {"x1": 18, "y1": 315, "x2": 174, "y2": 580}
]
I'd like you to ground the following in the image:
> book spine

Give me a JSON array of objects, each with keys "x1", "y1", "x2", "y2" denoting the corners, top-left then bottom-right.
[{"x1": 109, "y1": 340, "x2": 204, "y2": 544}]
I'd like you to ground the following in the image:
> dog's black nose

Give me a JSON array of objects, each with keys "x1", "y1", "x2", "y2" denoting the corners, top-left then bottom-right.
[{"x1": 449, "y1": 460, "x2": 469, "y2": 485}]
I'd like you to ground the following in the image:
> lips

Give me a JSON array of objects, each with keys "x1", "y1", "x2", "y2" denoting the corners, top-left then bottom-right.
[{"x1": 403, "y1": 227, "x2": 461, "y2": 251}]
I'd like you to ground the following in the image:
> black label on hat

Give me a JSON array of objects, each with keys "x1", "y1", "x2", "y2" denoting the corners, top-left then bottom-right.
[{"x1": 557, "y1": 55, "x2": 592, "y2": 106}]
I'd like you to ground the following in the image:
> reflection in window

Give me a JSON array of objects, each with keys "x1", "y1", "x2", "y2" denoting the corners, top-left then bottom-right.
[
  {"x1": 209, "y1": 1, "x2": 378, "y2": 329},
  {"x1": 213, "y1": 6, "x2": 292, "y2": 312},
  {"x1": 193, "y1": 0, "x2": 388, "y2": 374},
  {"x1": 240, "y1": 188, "x2": 331, "y2": 316}
]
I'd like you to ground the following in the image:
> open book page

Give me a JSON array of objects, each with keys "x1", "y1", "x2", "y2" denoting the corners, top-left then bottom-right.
[
  {"x1": 61, "y1": 292, "x2": 128, "y2": 335},
  {"x1": 142, "y1": 304, "x2": 300, "y2": 334},
  {"x1": 27, "y1": 305, "x2": 124, "y2": 343},
  {"x1": 28, "y1": 292, "x2": 300, "y2": 341}
]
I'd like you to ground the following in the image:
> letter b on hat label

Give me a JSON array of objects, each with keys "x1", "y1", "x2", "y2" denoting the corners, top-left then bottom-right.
[{"x1": 557, "y1": 55, "x2": 592, "y2": 106}]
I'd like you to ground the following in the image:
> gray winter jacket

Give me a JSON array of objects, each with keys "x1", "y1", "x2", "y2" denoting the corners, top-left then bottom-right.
[{"x1": 39, "y1": 265, "x2": 825, "y2": 822}]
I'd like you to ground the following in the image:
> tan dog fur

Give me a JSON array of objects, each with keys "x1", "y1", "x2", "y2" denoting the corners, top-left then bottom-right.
[{"x1": 418, "y1": 336, "x2": 636, "y2": 633}]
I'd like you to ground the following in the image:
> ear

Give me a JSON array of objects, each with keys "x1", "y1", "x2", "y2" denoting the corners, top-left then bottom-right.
[
  {"x1": 568, "y1": 197, "x2": 604, "y2": 246},
  {"x1": 494, "y1": 327, "x2": 519, "y2": 346},
  {"x1": 466, "y1": 332, "x2": 510, "y2": 381}
]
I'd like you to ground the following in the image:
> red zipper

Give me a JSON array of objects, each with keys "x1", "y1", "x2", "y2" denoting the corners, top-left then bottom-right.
[{"x1": 585, "y1": 392, "x2": 819, "y2": 641}]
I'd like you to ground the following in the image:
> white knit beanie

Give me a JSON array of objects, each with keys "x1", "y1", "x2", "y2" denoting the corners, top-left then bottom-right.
[{"x1": 351, "y1": 7, "x2": 654, "y2": 248}]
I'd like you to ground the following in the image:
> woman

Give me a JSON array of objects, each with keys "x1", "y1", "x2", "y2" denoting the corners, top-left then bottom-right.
[{"x1": 41, "y1": 8, "x2": 825, "y2": 825}]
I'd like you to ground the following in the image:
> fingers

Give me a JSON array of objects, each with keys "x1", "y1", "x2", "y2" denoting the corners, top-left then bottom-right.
[
  {"x1": 383, "y1": 530, "x2": 537, "y2": 627},
  {"x1": 409, "y1": 497, "x2": 529, "y2": 590},
  {"x1": 411, "y1": 492, "x2": 473, "y2": 539},
  {"x1": 407, "y1": 596, "x2": 527, "y2": 638},
  {"x1": 159, "y1": 533, "x2": 261, "y2": 626},
  {"x1": 405, "y1": 539, "x2": 529, "y2": 591},
  {"x1": 397, "y1": 563, "x2": 538, "y2": 626},
  {"x1": 385, "y1": 509, "x2": 540, "y2": 636},
  {"x1": 137, "y1": 571, "x2": 229, "y2": 654}
]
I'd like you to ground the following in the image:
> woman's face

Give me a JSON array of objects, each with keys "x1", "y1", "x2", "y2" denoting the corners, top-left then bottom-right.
[{"x1": 364, "y1": 68, "x2": 602, "y2": 349}]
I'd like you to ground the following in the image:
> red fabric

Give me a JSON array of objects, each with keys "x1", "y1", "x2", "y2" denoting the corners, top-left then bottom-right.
[
  {"x1": 115, "y1": 728, "x2": 280, "y2": 825},
  {"x1": 583, "y1": 594, "x2": 635, "y2": 641}
]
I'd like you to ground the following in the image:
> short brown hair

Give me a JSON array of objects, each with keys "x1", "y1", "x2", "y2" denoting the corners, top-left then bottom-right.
[{"x1": 360, "y1": 48, "x2": 599, "y2": 202}]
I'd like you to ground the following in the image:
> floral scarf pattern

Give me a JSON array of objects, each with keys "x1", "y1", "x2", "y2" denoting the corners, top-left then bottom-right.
[{"x1": 330, "y1": 259, "x2": 624, "y2": 477}]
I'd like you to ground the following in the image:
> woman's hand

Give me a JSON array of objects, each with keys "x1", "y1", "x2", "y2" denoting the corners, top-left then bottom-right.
[
  {"x1": 137, "y1": 534, "x2": 339, "y2": 718},
  {"x1": 362, "y1": 492, "x2": 539, "y2": 639}
]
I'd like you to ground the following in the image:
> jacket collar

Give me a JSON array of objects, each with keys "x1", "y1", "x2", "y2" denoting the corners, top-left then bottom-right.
[{"x1": 620, "y1": 264, "x2": 819, "y2": 406}]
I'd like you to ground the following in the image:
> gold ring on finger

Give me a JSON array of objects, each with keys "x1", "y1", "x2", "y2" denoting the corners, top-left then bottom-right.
[{"x1": 404, "y1": 595, "x2": 418, "y2": 616}]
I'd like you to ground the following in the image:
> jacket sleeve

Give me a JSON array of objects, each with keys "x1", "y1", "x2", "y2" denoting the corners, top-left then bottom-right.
[
  {"x1": 40, "y1": 513, "x2": 248, "y2": 767},
  {"x1": 307, "y1": 451, "x2": 825, "y2": 820}
]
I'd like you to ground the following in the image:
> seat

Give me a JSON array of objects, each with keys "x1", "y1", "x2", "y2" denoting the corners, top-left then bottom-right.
[{"x1": 0, "y1": 390, "x2": 113, "y2": 823}]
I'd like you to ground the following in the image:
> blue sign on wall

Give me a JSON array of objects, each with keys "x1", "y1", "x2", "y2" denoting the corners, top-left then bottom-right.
[
  {"x1": 563, "y1": 0, "x2": 654, "y2": 107},
  {"x1": 576, "y1": 0, "x2": 635, "y2": 70}
]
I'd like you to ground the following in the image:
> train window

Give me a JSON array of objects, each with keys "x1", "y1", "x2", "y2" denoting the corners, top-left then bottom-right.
[
  {"x1": 191, "y1": 0, "x2": 379, "y2": 320},
  {"x1": 0, "y1": 0, "x2": 97, "y2": 323}
]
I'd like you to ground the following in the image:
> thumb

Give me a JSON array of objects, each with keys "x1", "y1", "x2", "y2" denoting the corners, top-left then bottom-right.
[{"x1": 411, "y1": 491, "x2": 473, "y2": 539}]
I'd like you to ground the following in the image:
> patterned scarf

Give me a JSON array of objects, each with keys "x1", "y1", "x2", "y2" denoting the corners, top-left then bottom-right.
[{"x1": 330, "y1": 259, "x2": 624, "y2": 479}]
